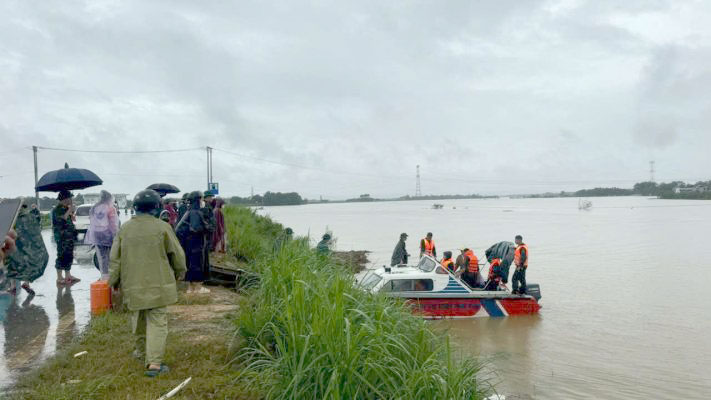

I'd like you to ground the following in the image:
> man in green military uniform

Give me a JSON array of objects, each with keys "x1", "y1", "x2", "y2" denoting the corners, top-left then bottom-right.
[
  {"x1": 109, "y1": 190, "x2": 186, "y2": 377},
  {"x1": 52, "y1": 190, "x2": 79, "y2": 284},
  {"x1": 316, "y1": 233, "x2": 332, "y2": 256}
]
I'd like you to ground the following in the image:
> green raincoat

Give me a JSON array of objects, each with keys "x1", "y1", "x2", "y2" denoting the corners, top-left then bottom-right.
[
  {"x1": 109, "y1": 214, "x2": 187, "y2": 311},
  {"x1": 6, "y1": 207, "x2": 49, "y2": 282}
]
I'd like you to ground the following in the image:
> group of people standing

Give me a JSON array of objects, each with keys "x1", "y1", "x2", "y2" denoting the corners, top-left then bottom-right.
[
  {"x1": 1, "y1": 187, "x2": 229, "y2": 377},
  {"x1": 174, "y1": 190, "x2": 226, "y2": 294},
  {"x1": 391, "y1": 232, "x2": 530, "y2": 294}
]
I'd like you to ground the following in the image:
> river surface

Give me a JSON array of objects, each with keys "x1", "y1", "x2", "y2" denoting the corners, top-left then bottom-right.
[
  {"x1": 0, "y1": 213, "x2": 132, "y2": 390},
  {"x1": 261, "y1": 197, "x2": 711, "y2": 400}
]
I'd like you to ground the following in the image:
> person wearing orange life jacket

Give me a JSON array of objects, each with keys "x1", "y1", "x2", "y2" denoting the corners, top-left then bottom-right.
[
  {"x1": 420, "y1": 232, "x2": 436, "y2": 259},
  {"x1": 441, "y1": 251, "x2": 455, "y2": 273},
  {"x1": 483, "y1": 257, "x2": 502, "y2": 291},
  {"x1": 512, "y1": 235, "x2": 529, "y2": 294},
  {"x1": 457, "y1": 248, "x2": 481, "y2": 288}
]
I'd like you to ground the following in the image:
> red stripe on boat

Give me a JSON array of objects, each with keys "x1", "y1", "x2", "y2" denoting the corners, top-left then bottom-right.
[{"x1": 500, "y1": 298, "x2": 541, "y2": 315}]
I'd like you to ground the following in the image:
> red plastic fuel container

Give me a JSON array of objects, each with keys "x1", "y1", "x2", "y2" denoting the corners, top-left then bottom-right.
[{"x1": 90, "y1": 280, "x2": 112, "y2": 315}]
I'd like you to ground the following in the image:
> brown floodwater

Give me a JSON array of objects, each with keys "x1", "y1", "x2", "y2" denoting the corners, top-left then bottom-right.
[{"x1": 262, "y1": 197, "x2": 711, "y2": 399}]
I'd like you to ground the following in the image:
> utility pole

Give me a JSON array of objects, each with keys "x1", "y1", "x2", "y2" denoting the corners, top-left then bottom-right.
[
  {"x1": 415, "y1": 165, "x2": 422, "y2": 197},
  {"x1": 649, "y1": 160, "x2": 655, "y2": 183},
  {"x1": 206, "y1": 146, "x2": 214, "y2": 191},
  {"x1": 33, "y1": 146, "x2": 39, "y2": 207},
  {"x1": 251, "y1": 186, "x2": 254, "y2": 199}
]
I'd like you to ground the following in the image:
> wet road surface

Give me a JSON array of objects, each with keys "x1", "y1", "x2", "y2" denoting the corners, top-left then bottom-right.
[{"x1": 0, "y1": 229, "x2": 114, "y2": 390}]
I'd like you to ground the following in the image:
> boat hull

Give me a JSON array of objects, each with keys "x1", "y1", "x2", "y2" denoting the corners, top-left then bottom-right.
[{"x1": 405, "y1": 297, "x2": 541, "y2": 319}]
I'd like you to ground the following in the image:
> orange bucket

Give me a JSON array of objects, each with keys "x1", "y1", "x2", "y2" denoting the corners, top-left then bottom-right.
[{"x1": 90, "y1": 280, "x2": 112, "y2": 315}]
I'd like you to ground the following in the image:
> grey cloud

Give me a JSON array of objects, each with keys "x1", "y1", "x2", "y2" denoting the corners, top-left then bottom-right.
[{"x1": 2, "y1": 0, "x2": 711, "y2": 198}]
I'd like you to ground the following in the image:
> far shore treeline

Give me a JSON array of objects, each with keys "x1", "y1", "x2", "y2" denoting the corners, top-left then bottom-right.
[
  {"x1": 530, "y1": 180, "x2": 711, "y2": 200},
  {"x1": 4, "y1": 180, "x2": 710, "y2": 211}
]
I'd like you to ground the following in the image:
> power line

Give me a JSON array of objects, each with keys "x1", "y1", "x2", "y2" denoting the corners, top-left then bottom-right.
[{"x1": 35, "y1": 146, "x2": 204, "y2": 154}]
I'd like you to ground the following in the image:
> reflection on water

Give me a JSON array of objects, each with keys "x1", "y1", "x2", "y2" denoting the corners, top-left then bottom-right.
[
  {"x1": 436, "y1": 316, "x2": 542, "y2": 397},
  {"x1": 263, "y1": 197, "x2": 711, "y2": 399},
  {"x1": 55, "y1": 285, "x2": 77, "y2": 350},
  {"x1": 2, "y1": 295, "x2": 49, "y2": 372}
]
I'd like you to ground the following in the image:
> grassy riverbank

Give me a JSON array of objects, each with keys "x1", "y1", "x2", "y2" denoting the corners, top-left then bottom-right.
[
  {"x1": 225, "y1": 207, "x2": 487, "y2": 399},
  {"x1": 10, "y1": 207, "x2": 488, "y2": 399}
]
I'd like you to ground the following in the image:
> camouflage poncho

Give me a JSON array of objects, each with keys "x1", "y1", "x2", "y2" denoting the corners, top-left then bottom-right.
[{"x1": 6, "y1": 207, "x2": 49, "y2": 282}]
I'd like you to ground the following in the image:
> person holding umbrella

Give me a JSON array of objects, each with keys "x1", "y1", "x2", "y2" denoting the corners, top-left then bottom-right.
[
  {"x1": 36, "y1": 163, "x2": 104, "y2": 284},
  {"x1": 52, "y1": 190, "x2": 79, "y2": 284}
]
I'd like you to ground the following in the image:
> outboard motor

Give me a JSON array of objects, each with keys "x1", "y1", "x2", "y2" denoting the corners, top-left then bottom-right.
[{"x1": 526, "y1": 283, "x2": 542, "y2": 302}]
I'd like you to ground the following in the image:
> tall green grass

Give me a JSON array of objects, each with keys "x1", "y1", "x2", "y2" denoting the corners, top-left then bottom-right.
[
  {"x1": 223, "y1": 207, "x2": 285, "y2": 262},
  {"x1": 224, "y1": 206, "x2": 487, "y2": 400}
]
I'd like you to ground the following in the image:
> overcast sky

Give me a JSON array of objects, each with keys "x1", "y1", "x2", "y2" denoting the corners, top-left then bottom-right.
[{"x1": 1, "y1": 0, "x2": 710, "y2": 199}]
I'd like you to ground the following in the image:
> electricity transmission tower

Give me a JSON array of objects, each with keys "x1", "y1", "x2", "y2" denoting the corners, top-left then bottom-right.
[
  {"x1": 415, "y1": 165, "x2": 422, "y2": 197},
  {"x1": 649, "y1": 161, "x2": 655, "y2": 183}
]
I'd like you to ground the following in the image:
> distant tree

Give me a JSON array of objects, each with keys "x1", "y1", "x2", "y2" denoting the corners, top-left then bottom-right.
[
  {"x1": 632, "y1": 181, "x2": 658, "y2": 196},
  {"x1": 574, "y1": 188, "x2": 633, "y2": 197},
  {"x1": 262, "y1": 191, "x2": 304, "y2": 206}
]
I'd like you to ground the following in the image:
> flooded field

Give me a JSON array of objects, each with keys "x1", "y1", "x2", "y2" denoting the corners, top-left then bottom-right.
[{"x1": 262, "y1": 197, "x2": 711, "y2": 399}]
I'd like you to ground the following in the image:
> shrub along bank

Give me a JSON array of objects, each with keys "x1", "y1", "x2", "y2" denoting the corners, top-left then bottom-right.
[{"x1": 224, "y1": 207, "x2": 487, "y2": 399}]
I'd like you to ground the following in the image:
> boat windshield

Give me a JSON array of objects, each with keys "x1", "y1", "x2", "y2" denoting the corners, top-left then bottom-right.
[
  {"x1": 359, "y1": 272, "x2": 383, "y2": 290},
  {"x1": 417, "y1": 257, "x2": 437, "y2": 273}
]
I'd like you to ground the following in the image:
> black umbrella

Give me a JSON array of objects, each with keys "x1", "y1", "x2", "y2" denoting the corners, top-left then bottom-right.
[
  {"x1": 146, "y1": 183, "x2": 180, "y2": 197},
  {"x1": 36, "y1": 163, "x2": 103, "y2": 192}
]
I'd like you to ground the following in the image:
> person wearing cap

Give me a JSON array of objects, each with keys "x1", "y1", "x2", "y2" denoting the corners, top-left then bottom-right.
[
  {"x1": 52, "y1": 190, "x2": 79, "y2": 284},
  {"x1": 109, "y1": 189, "x2": 186, "y2": 377},
  {"x1": 316, "y1": 233, "x2": 332, "y2": 255},
  {"x1": 390, "y1": 233, "x2": 410, "y2": 266},
  {"x1": 420, "y1": 232, "x2": 436, "y2": 259},
  {"x1": 512, "y1": 235, "x2": 529, "y2": 294}
]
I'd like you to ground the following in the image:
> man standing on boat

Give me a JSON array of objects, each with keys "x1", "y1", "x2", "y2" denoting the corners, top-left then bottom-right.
[
  {"x1": 457, "y1": 248, "x2": 480, "y2": 288},
  {"x1": 512, "y1": 235, "x2": 528, "y2": 294},
  {"x1": 419, "y1": 232, "x2": 436, "y2": 259},
  {"x1": 390, "y1": 233, "x2": 409, "y2": 266}
]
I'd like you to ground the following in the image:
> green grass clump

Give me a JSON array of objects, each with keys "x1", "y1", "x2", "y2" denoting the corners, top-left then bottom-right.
[{"x1": 228, "y1": 209, "x2": 487, "y2": 400}]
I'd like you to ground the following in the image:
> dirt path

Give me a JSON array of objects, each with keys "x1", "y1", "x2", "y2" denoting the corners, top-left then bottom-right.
[{"x1": 8, "y1": 284, "x2": 254, "y2": 399}]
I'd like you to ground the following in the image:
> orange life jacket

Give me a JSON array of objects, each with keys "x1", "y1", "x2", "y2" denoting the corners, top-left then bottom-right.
[
  {"x1": 514, "y1": 244, "x2": 529, "y2": 268},
  {"x1": 464, "y1": 249, "x2": 479, "y2": 273},
  {"x1": 423, "y1": 238, "x2": 435, "y2": 256},
  {"x1": 488, "y1": 258, "x2": 502, "y2": 279},
  {"x1": 441, "y1": 257, "x2": 454, "y2": 272}
]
